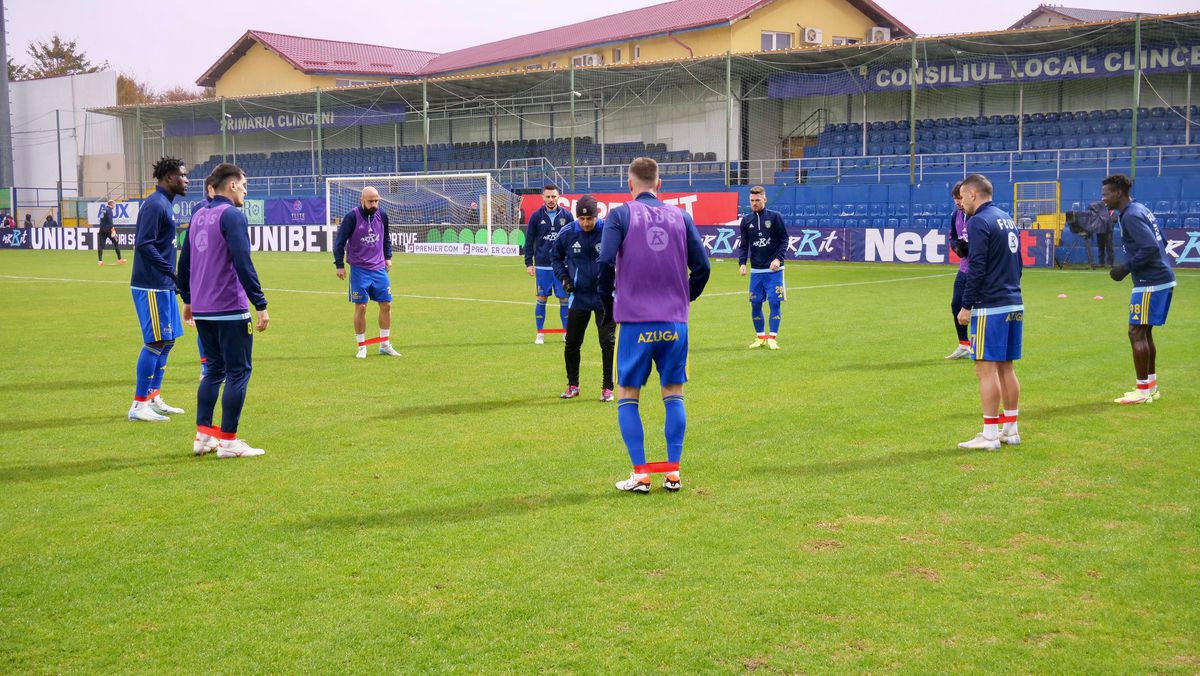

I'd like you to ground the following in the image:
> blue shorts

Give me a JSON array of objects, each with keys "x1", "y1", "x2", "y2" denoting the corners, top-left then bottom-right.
[
  {"x1": 131, "y1": 287, "x2": 183, "y2": 344},
  {"x1": 749, "y1": 268, "x2": 786, "y2": 303},
  {"x1": 616, "y1": 322, "x2": 689, "y2": 388},
  {"x1": 535, "y1": 267, "x2": 566, "y2": 299},
  {"x1": 969, "y1": 305, "x2": 1023, "y2": 362},
  {"x1": 1129, "y1": 283, "x2": 1174, "y2": 326},
  {"x1": 349, "y1": 266, "x2": 391, "y2": 304}
]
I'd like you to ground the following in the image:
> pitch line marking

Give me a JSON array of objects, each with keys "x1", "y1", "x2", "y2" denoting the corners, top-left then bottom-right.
[{"x1": 0, "y1": 272, "x2": 960, "y2": 305}]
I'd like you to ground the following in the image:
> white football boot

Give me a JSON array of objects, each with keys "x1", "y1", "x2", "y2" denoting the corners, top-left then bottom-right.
[
  {"x1": 128, "y1": 401, "x2": 169, "y2": 422},
  {"x1": 217, "y1": 439, "x2": 265, "y2": 458},
  {"x1": 150, "y1": 395, "x2": 184, "y2": 415},
  {"x1": 614, "y1": 472, "x2": 651, "y2": 493},
  {"x1": 957, "y1": 433, "x2": 1001, "y2": 451}
]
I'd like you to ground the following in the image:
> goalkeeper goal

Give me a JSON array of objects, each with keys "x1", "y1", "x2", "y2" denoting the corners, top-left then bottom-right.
[{"x1": 325, "y1": 173, "x2": 525, "y2": 255}]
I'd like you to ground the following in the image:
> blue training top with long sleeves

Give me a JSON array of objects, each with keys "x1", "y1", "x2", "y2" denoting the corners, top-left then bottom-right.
[
  {"x1": 523, "y1": 205, "x2": 573, "y2": 267},
  {"x1": 550, "y1": 218, "x2": 606, "y2": 311},
  {"x1": 737, "y1": 207, "x2": 789, "y2": 269},
  {"x1": 1117, "y1": 200, "x2": 1175, "y2": 286},
  {"x1": 130, "y1": 186, "x2": 179, "y2": 290},
  {"x1": 961, "y1": 200, "x2": 1022, "y2": 309}
]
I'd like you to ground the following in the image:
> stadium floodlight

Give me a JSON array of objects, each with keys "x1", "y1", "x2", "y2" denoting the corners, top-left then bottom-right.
[{"x1": 325, "y1": 173, "x2": 524, "y2": 256}]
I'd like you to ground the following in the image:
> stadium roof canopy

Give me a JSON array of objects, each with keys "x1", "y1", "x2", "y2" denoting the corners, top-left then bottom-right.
[
  {"x1": 98, "y1": 11, "x2": 1200, "y2": 129},
  {"x1": 196, "y1": 0, "x2": 915, "y2": 86},
  {"x1": 1008, "y1": 5, "x2": 1154, "y2": 30}
]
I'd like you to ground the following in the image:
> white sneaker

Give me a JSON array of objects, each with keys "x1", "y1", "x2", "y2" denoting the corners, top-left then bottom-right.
[
  {"x1": 150, "y1": 395, "x2": 184, "y2": 415},
  {"x1": 217, "y1": 438, "x2": 265, "y2": 458},
  {"x1": 945, "y1": 345, "x2": 972, "y2": 359},
  {"x1": 355, "y1": 346, "x2": 367, "y2": 359},
  {"x1": 378, "y1": 342, "x2": 402, "y2": 357},
  {"x1": 614, "y1": 472, "x2": 651, "y2": 493},
  {"x1": 193, "y1": 433, "x2": 219, "y2": 455},
  {"x1": 128, "y1": 402, "x2": 169, "y2": 422},
  {"x1": 957, "y1": 433, "x2": 1001, "y2": 451},
  {"x1": 534, "y1": 333, "x2": 545, "y2": 345},
  {"x1": 1114, "y1": 390, "x2": 1154, "y2": 404},
  {"x1": 1000, "y1": 432, "x2": 1022, "y2": 446}
]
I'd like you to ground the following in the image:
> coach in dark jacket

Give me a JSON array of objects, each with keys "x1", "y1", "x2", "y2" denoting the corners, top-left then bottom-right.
[{"x1": 550, "y1": 195, "x2": 614, "y2": 401}]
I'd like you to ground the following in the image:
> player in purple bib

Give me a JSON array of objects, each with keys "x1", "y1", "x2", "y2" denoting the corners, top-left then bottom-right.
[
  {"x1": 177, "y1": 163, "x2": 270, "y2": 458},
  {"x1": 598, "y1": 157, "x2": 710, "y2": 493},
  {"x1": 334, "y1": 187, "x2": 400, "y2": 359},
  {"x1": 945, "y1": 181, "x2": 973, "y2": 360}
]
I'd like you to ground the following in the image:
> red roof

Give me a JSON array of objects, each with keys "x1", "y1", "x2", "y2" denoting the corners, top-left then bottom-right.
[
  {"x1": 198, "y1": 0, "x2": 914, "y2": 86},
  {"x1": 421, "y1": 0, "x2": 775, "y2": 74},
  {"x1": 197, "y1": 30, "x2": 437, "y2": 87}
]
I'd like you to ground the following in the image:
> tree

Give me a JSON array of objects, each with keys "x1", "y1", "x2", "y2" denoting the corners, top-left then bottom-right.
[
  {"x1": 117, "y1": 73, "x2": 156, "y2": 105},
  {"x1": 7, "y1": 57, "x2": 29, "y2": 81},
  {"x1": 26, "y1": 34, "x2": 106, "y2": 79}
]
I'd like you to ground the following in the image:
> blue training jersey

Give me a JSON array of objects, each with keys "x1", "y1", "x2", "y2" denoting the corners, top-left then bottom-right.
[
  {"x1": 737, "y1": 208, "x2": 789, "y2": 269},
  {"x1": 523, "y1": 205, "x2": 573, "y2": 267},
  {"x1": 130, "y1": 186, "x2": 179, "y2": 290},
  {"x1": 1118, "y1": 200, "x2": 1175, "y2": 287},
  {"x1": 961, "y1": 201, "x2": 1022, "y2": 309}
]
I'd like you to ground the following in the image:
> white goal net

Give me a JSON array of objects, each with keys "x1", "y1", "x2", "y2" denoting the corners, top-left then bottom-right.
[{"x1": 325, "y1": 173, "x2": 524, "y2": 255}]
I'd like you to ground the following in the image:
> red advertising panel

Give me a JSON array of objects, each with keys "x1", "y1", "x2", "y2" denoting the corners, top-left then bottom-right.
[{"x1": 520, "y1": 192, "x2": 738, "y2": 226}]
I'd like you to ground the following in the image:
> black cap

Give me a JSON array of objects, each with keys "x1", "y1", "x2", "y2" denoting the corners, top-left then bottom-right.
[{"x1": 575, "y1": 195, "x2": 598, "y2": 217}]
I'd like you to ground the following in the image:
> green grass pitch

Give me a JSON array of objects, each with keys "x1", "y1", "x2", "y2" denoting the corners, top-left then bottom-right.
[{"x1": 1, "y1": 250, "x2": 1197, "y2": 672}]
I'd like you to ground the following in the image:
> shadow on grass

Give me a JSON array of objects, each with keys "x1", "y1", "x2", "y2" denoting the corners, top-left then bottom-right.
[
  {"x1": 0, "y1": 379, "x2": 125, "y2": 394},
  {"x1": 747, "y1": 446, "x2": 977, "y2": 479},
  {"x1": 371, "y1": 396, "x2": 548, "y2": 419},
  {"x1": 2, "y1": 413, "x2": 127, "y2": 433},
  {"x1": 295, "y1": 491, "x2": 602, "y2": 530},
  {"x1": 0, "y1": 452, "x2": 183, "y2": 484},
  {"x1": 829, "y1": 359, "x2": 940, "y2": 373},
  {"x1": 398, "y1": 341, "x2": 526, "y2": 350},
  {"x1": 1023, "y1": 400, "x2": 1114, "y2": 418}
]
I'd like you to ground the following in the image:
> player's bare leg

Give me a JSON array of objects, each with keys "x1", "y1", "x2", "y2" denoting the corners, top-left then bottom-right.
[
  {"x1": 959, "y1": 361, "x2": 1002, "y2": 450},
  {"x1": 1117, "y1": 325, "x2": 1157, "y2": 403},
  {"x1": 997, "y1": 361, "x2": 1021, "y2": 445},
  {"x1": 377, "y1": 301, "x2": 400, "y2": 356},
  {"x1": 354, "y1": 304, "x2": 368, "y2": 358}
]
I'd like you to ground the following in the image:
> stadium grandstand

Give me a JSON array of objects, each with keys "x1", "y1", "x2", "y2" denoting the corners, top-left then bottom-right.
[{"x1": 61, "y1": 1, "x2": 1200, "y2": 237}]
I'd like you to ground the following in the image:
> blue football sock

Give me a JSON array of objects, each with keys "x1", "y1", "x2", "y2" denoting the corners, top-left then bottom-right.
[
  {"x1": 768, "y1": 301, "x2": 782, "y2": 335},
  {"x1": 617, "y1": 398, "x2": 645, "y2": 467},
  {"x1": 135, "y1": 345, "x2": 162, "y2": 399},
  {"x1": 535, "y1": 300, "x2": 547, "y2": 332},
  {"x1": 663, "y1": 395, "x2": 686, "y2": 464},
  {"x1": 559, "y1": 301, "x2": 569, "y2": 329},
  {"x1": 752, "y1": 302, "x2": 765, "y2": 335},
  {"x1": 149, "y1": 340, "x2": 174, "y2": 393}
]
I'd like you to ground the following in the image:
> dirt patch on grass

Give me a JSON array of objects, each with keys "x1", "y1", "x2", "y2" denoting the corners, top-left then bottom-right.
[
  {"x1": 742, "y1": 656, "x2": 771, "y2": 671},
  {"x1": 803, "y1": 539, "x2": 844, "y2": 552},
  {"x1": 840, "y1": 514, "x2": 893, "y2": 525},
  {"x1": 892, "y1": 566, "x2": 941, "y2": 582}
]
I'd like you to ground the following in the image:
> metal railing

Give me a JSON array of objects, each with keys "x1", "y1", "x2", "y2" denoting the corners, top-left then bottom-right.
[{"x1": 101, "y1": 143, "x2": 1200, "y2": 201}]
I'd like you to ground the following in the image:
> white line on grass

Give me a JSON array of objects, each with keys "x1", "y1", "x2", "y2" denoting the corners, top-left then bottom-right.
[
  {"x1": 702, "y1": 272, "x2": 956, "y2": 297},
  {"x1": 0, "y1": 275, "x2": 528, "y2": 306},
  {"x1": 0, "y1": 272, "x2": 958, "y2": 305}
]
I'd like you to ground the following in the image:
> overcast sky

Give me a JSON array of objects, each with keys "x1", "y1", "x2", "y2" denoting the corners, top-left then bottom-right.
[{"x1": 6, "y1": 0, "x2": 1198, "y2": 90}]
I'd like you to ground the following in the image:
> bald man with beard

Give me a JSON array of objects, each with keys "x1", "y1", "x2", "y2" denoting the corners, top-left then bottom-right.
[{"x1": 334, "y1": 186, "x2": 401, "y2": 359}]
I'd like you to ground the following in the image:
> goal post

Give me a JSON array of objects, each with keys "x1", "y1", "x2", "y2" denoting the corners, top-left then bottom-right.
[
  {"x1": 325, "y1": 173, "x2": 524, "y2": 255},
  {"x1": 1013, "y1": 180, "x2": 1063, "y2": 234}
]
